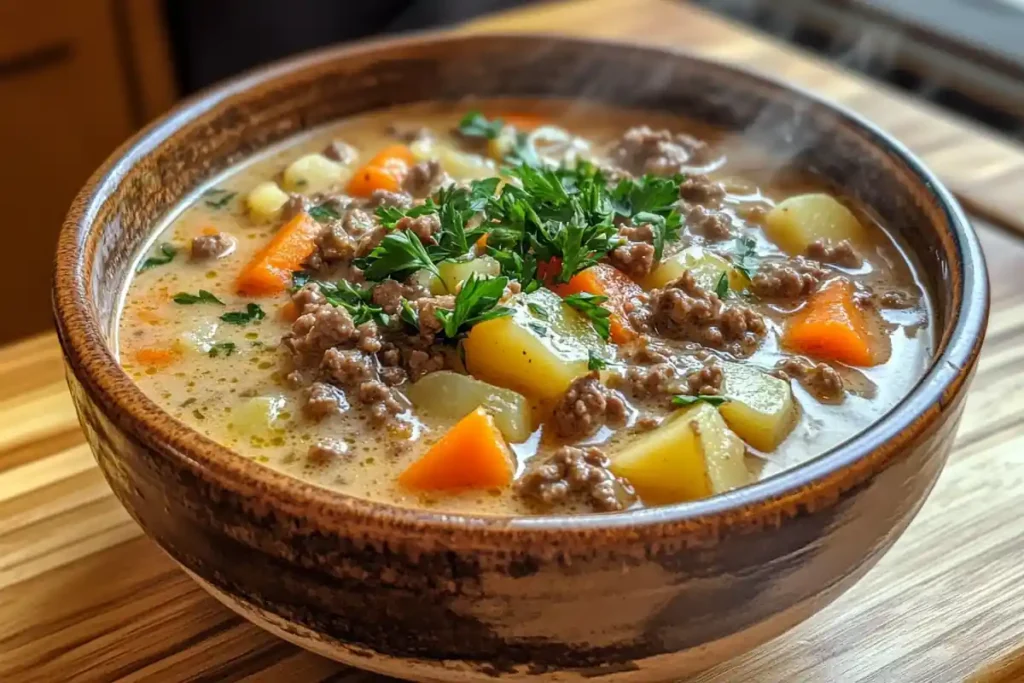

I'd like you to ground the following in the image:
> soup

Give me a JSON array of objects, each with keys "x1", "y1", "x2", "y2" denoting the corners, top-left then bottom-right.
[{"x1": 118, "y1": 100, "x2": 931, "y2": 515}]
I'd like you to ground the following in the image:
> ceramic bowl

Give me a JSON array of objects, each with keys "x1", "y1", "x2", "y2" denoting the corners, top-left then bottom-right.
[{"x1": 53, "y1": 33, "x2": 988, "y2": 682}]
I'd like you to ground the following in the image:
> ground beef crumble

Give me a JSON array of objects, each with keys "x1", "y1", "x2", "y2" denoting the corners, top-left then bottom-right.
[
  {"x1": 750, "y1": 258, "x2": 828, "y2": 299},
  {"x1": 551, "y1": 372, "x2": 628, "y2": 439},
  {"x1": 774, "y1": 357, "x2": 845, "y2": 403},
  {"x1": 395, "y1": 213, "x2": 441, "y2": 244},
  {"x1": 367, "y1": 189, "x2": 413, "y2": 209},
  {"x1": 611, "y1": 362, "x2": 679, "y2": 399},
  {"x1": 607, "y1": 241, "x2": 656, "y2": 279},
  {"x1": 685, "y1": 205, "x2": 732, "y2": 241},
  {"x1": 403, "y1": 159, "x2": 452, "y2": 198},
  {"x1": 806, "y1": 239, "x2": 862, "y2": 268},
  {"x1": 190, "y1": 232, "x2": 236, "y2": 261},
  {"x1": 678, "y1": 174, "x2": 727, "y2": 206},
  {"x1": 303, "y1": 381, "x2": 348, "y2": 419},
  {"x1": 649, "y1": 271, "x2": 766, "y2": 356},
  {"x1": 855, "y1": 287, "x2": 915, "y2": 310},
  {"x1": 608, "y1": 126, "x2": 716, "y2": 177},
  {"x1": 515, "y1": 446, "x2": 637, "y2": 512},
  {"x1": 323, "y1": 140, "x2": 358, "y2": 164},
  {"x1": 684, "y1": 360, "x2": 724, "y2": 396}
]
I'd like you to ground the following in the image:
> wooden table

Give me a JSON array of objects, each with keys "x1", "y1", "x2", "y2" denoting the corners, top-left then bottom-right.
[{"x1": 3, "y1": 1, "x2": 1024, "y2": 681}]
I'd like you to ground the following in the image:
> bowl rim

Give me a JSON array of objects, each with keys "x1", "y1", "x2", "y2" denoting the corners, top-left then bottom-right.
[{"x1": 54, "y1": 30, "x2": 988, "y2": 542}]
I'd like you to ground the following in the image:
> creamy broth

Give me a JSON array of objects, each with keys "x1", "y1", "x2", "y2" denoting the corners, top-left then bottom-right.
[{"x1": 118, "y1": 99, "x2": 932, "y2": 515}]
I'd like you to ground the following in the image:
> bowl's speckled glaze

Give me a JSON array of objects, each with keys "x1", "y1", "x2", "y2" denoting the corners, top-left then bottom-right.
[{"x1": 54, "y1": 34, "x2": 987, "y2": 682}]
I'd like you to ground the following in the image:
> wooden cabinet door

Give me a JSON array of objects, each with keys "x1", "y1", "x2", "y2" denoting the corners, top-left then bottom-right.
[{"x1": 0, "y1": 0, "x2": 138, "y2": 342}]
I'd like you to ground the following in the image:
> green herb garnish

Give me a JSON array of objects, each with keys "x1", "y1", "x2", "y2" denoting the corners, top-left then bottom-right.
[
  {"x1": 457, "y1": 110, "x2": 504, "y2": 139},
  {"x1": 672, "y1": 394, "x2": 730, "y2": 407},
  {"x1": 434, "y1": 273, "x2": 511, "y2": 338},
  {"x1": 319, "y1": 280, "x2": 390, "y2": 326},
  {"x1": 208, "y1": 341, "x2": 237, "y2": 358},
  {"x1": 733, "y1": 235, "x2": 760, "y2": 280},
  {"x1": 137, "y1": 243, "x2": 177, "y2": 272},
  {"x1": 220, "y1": 303, "x2": 265, "y2": 326},
  {"x1": 563, "y1": 292, "x2": 612, "y2": 340},
  {"x1": 587, "y1": 351, "x2": 607, "y2": 371},
  {"x1": 203, "y1": 188, "x2": 237, "y2": 209},
  {"x1": 173, "y1": 290, "x2": 224, "y2": 305},
  {"x1": 527, "y1": 302, "x2": 549, "y2": 321},
  {"x1": 611, "y1": 175, "x2": 684, "y2": 261},
  {"x1": 714, "y1": 272, "x2": 730, "y2": 300},
  {"x1": 355, "y1": 229, "x2": 442, "y2": 283},
  {"x1": 309, "y1": 203, "x2": 341, "y2": 223},
  {"x1": 399, "y1": 299, "x2": 420, "y2": 330}
]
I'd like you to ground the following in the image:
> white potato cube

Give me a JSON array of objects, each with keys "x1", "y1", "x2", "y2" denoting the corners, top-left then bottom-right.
[{"x1": 246, "y1": 181, "x2": 290, "y2": 222}]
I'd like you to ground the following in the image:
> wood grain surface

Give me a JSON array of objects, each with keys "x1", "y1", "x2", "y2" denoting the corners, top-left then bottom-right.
[{"x1": 3, "y1": 1, "x2": 1024, "y2": 681}]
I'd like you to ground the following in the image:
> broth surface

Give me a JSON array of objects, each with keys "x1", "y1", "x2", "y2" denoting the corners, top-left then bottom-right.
[{"x1": 118, "y1": 99, "x2": 932, "y2": 515}]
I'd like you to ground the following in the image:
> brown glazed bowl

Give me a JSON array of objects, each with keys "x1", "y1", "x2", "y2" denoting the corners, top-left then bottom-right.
[{"x1": 54, "y1": 34, "x2": 987, "y2": 682}]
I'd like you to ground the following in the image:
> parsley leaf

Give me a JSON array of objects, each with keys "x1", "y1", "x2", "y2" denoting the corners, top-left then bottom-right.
[
  {"x1": 309, "y1": 203, "x2": 341, "y2": 223},
  {"x1": 434, "y1": 273, "x2": 511, "y2": 338},
  {"x1": 208, "y1": 341, "x2": 236, "y2": 358},
  {"x1": 355, "y1": 229, "x2": 442, "y2": 283},
  {"x1": 399, "y1": 299, "x2": 420, "y2": 330},
  {"x1": 563, "y1": 292, "x2": 611, "y2": 340},
  {"x1": 203, "y1": 188, "x2": 237, "y2": 209},
  {"x1": 173, "y1": 290, "x2": 224, "y2": 305},
  {"x1": 375, "y1": 200, "x2": 437, "y2": 230},
  {"x1": 672, "y1": 394, "x2": 730, "y2": 407},
  {"x1": 714, "y1": 272, "x2": 730, "y2": 300},
  {"x1": 220, "y1": 303, "x2": 265, "y2": 326},
  {"x1": 733, "y1": 235, "x2": 760, "y2": 280},
  {"x1": 527, "y1": 302, "x2": 549, "y2": 320},
  {"x1": 320, "y1": 280, "x2": 390, "y2": 326},
  {"x1": 137, "y1": 243, "x2": 177, "y2": 272},
  {"x1": 587, "y1": 351, "x2": 607, "y2": 371},
  {"x1": 505, "y1": 131, "x2": 542, "y2": 168},
  {"x1": 457, "y1": 110, "x2": 504, "y2": 139}
]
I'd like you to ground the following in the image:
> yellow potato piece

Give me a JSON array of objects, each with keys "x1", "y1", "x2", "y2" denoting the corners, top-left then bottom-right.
[
  {"x1": 282, "y1": 153, "x2": 346, "y2": 194},
  {"x1": 764, "y1": 193, "x2": 866, "y2": 255},
  {"x1": 463, "y1": 289, "x2": 605, "y2": 401},
  {"x1": 718, "y1": 362, "x2": 797, "y2": 452},
  {"x1": 642, "y1": 246, "x2": 748, "y2": 292},
  {"x1": 246, "y1": 181, "x2": 290, "y2": 222},
  {"x1": 436, "y1": 256, "x2": 501, "y2": 294},
  {"x1": 610, "y1": 403, "x2": 751, "y2": 505}
]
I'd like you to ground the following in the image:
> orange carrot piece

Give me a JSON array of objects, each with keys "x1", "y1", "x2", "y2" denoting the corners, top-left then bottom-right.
[
  {"x1": 201, "y1": 225, "x2": 220, "y2": 236},
  {"x1": 236, "y1": 212, "x2": 320, "y2": 296},
  {"x1": 346, "y1": 144, "x2": 415, "y2": 197},
  {"x1": 279, "y1": 301, "x2": 299, "y2": 322},
  {"x1": 783, "y1": 279, "x2": 876, "y2": 366},
  {"x1": 550, "y1": 264, "x2": 644, "y2": 344},
  {"x1": 398, "y1": 408, "x2": 514, "y2": 491},
  {"x1": 488, "y1": 112, "x2": 548, "y2": 132},
  {"x1": 134, "y1": 347, "x2": 179, "y2": 368},
  {"x1": 475, "y1": 233, "x2": 489, "y2": 251}
]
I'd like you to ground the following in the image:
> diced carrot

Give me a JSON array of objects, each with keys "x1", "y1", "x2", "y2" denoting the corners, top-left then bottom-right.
[
  {"x1": 783, "y1": 279, "x2": 876, "y2": 366},
  {"x1": 550, "y1": 264, "x2": 645, "y2": 344},
  {"x1": 346, "y1": 144, "x2": 415, "y2": 197},
  {"x1": 134, "y1": 347, "x2": 180, "y2": 368},
  {"x1": 236, "y1": 212, "x2": 320, "y2": 296},
  {"x1": 398, "y1": 407, "x2": 514, "y2": 491},
  {"x1": 475, "y1": 233, "x2": 488, "y2": 251},
  {"x1": 536, "y1": 257, "x2": 563, "y2": 287},
  {"x1": 279, "y1": 301, "x2": 299, "y2": 322},
  {"x1": 201, "y1": 225, "x2": 220, "y2": 236},
  {"x1": 487, "y1": 112, "x2": 548, "y2": 132}
]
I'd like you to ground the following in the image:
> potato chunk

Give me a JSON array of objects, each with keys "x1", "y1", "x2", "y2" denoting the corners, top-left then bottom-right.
[
  {"x1": 764, "y1": 193, "x2": 866, "y2": 255},
  {"x1": 718, "y1": 362, "x2": 797, "y2": 452},
  {"x1": 406, "y1": 371, "x2": 532, "y2": 442},
  {"x1": 463, "y1": 289, "x2": 607, "y2": 401},
  {"x1": 641, "y1": 245, "x2": 748, "y2": 292},
  {"x1": 610, "y1": 403, "x2": 751, "y2": 504},
  {"x1": 282, "y1": 153, "x2": 347, "y2": 194},
  {"x1": 232, "y1": 396, "x2": 286, "y2": 436},
  {"x1": 436, "y1": 256, "x2": 501, "y2": 294},
  {"x1": 246, "y1": 181, "x2": 290, "y2": 222}
]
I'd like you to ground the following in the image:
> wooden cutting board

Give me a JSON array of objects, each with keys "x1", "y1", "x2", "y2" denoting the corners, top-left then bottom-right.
[{"x1": 3, "y1": 1, "x2": 1024, "y2": 681}]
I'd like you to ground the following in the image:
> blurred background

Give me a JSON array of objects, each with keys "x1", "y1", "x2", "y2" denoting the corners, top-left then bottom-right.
[{"x1": 3, "y1": 0, "x2": 1023, "y2": 344}]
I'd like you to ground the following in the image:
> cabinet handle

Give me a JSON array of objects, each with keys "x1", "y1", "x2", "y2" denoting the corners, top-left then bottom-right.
[{"x1": 0, "y1": 42, "x2": 73, "y2": 81}]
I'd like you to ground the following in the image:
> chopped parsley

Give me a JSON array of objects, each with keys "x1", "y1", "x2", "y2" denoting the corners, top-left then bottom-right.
[
  {"x1": 203, "y1": 188, "x2": 237, "y2": 209},
  {"x1": 457, "y1": 110, "x2": 504, "y2": 140},
  {"x1": 399, "y1": 299, "x2": 420, "y2": 330},
  {"x1": 563, "y1": 292, "x2": 612, "y2": 340},
  {"x1": 733, "y1": 235, "x2": 760, "y2": 280},
  {"x1": 318, "y1": 280, "x2": 390, "y2": 326},
  {"x1": 137, "y1": 243, "x2": 177, "y2": 272},
  {"x1": 173, "y1": 290, "x2": 224, "y2": 305},
  {"x1": 208, "y1": 341, "x2": 236, "y2": 358},
  {"x1": 220, "y1": 303, "x2": 265, "y2": 326},
  {"x1": 611, "y1": 175, "x2": 683, "y2": 261},
  {"x1": 527, "y1": 302, "x2": 549, "y2": 321},
  {"x1": 434, "y1": 273, "x2": 511, "y2": 338},
  {"x1": 308, "y1": 203, "x2": 341, "y2": 223},
  {"x1": 672, "y1": 394, "x2": 730, "y2": 407},
  {"x1": 355, "y1": 229, "x2": 441, "y2": 283},
  {"x1": 714, "y1": 272, "x2": 730, "y2": 300},
  {"x1": 587, "y1": 351, "x2": 607, "y2": 371}
]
